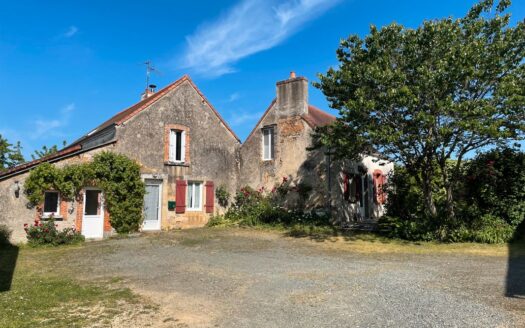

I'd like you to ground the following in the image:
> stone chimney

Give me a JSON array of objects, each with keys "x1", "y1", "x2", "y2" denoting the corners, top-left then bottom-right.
[{"x1": 275, "y1": 71, "x2": 308, "y2": 117}]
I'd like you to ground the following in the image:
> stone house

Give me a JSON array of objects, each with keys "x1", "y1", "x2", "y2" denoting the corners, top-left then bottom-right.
[{"x1": 0, "y1": 73, "x2": 392, "y2": 243}]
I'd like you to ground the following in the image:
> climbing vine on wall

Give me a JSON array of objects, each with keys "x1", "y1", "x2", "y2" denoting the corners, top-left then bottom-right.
[{"x1": 24, "y1": 151, "x2": 146, "y2": 234}]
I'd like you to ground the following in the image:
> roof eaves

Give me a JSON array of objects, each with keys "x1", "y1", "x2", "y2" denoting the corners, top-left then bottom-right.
[{"x1": 242, "y1": 99, "x2": 277, "y2": 145}]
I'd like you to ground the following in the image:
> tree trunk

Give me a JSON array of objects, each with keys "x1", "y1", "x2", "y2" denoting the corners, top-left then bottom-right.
[
  {"x1": 440, "y1": 161, "x2": 456, "y2": 222},
  {"x1": 422, "y1": 181, "x2": 437, "y2": 218}
]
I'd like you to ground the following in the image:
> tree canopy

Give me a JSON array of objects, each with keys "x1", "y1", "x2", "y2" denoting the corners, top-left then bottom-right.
[
  {"x1": 0, "y1": 135, "x2": 25, "y2": 171},
  {"x1": 313, "y1": 0, "x2": 525, "y2": 219}
]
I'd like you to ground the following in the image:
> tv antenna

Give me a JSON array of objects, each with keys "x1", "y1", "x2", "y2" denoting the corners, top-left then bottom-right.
[{"x1": 143, "y1": 60, "x2": 162, "y2": 89}]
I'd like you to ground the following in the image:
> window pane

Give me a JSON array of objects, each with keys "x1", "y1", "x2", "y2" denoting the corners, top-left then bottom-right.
[
  {"x1": 194, "y1": 183, "x2": 201, "y2": 209},
  {"x1": 44, "y1": 192, "x2": 59, "y2": 213},
  {"x1": 263, "y1": 130, "x2": 270, "y2": 159},
  {"x1": 85, "y1": 190, "x2": 100, "y2": 215},
  {"x1": 169, "y1": 130, "x2": 176, "y2": 161},
  {"x1": 187, "y1": 183, "x2": 193, "y2": 208},
  {"x1": 175, "y1": 131, "x2": 182, "y2": 161}
]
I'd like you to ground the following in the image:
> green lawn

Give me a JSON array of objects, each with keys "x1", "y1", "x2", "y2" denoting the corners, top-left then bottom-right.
[{"x1": 0, "y1": 243, "x2": 152, "y2": 328}]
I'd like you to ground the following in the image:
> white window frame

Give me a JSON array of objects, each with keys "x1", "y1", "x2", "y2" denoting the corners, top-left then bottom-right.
[
  {"x1": 43, "y1": 191, "x2": 60, "y2": 217},
  {"x1": 169, "y1": 129, "x2": 186, "y2": 163},
  {"x1": 262, "y1": 127, "x2": 274, "y2": 161},
  {"x1": 186, "y1": 181, "x2": 203, "y2": 211}
]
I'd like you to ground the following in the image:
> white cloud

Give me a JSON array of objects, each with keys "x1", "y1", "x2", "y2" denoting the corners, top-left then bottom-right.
[
  {"x1": 228, "y1": 92, "x2": 240, "y2": 102},
  {"x1": 63, "y1": 26, "x2": 78, "y2": 38},
  {"x1": 180, "y1": 0, "x2": 341, "y2": 77},
  {"x1": 229, "y1": 110, "x2": 264, "y2": 126},
  {"x1": 32, "y1": 103, "x2": 75, "y2": 139}
]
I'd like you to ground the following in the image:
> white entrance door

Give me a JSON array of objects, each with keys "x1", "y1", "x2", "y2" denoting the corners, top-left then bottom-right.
[
  {"x1": 81, "y1": 188, "x2": 104, "y2": 239},
  {"x1": 143, "y1": 180, "x2": 162, "y2": 231}
]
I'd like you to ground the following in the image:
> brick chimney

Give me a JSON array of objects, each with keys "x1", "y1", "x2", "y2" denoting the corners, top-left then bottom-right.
[
  {"x1": 275, "y1": 71, "x2": 308, "y2": 117},
  {"x1": 141, "y1": 84, "x2": 157, "y2": 100}
]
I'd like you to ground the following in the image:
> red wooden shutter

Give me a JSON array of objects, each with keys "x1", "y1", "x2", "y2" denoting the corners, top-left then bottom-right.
[
  {"x1": 205, "y1": 181, "x2": 214, "y2": 213},
  {"x1": 175, "y1": 180, "x2": 187, "y2": 213},
  {"x1": 373, "y1": 169, "x2": 384, "y2": 204},
  {"x1": 380, "y1": 174, "x2": 387, "y2": 204}
]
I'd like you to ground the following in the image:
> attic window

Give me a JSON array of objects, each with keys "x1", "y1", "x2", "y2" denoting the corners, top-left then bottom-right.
[
  {"x1": 169, "y1": 129, "x2": 186, "y2": 163},
  {"x1": 262, "y1": 127, "x2": 274, "y2": 160}
]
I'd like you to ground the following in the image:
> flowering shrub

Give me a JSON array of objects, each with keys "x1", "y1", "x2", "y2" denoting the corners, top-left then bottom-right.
[
  {"x1": 24, "y1": 219, "x2": 84, "y2": 246},
  {"x1": 207, "y1": 178, "x2": 329, "y2": 228}
]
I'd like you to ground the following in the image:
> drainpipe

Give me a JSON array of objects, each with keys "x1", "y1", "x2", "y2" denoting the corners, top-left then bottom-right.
[{"x1": 326, "y1": 149, "x2": 332, "y2": 211}]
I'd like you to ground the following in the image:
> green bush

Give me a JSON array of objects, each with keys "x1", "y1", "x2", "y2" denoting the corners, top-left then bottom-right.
[
  {"x1": 24, "y1": 151, "x2": 146, "y2": 235},
  {"x1": 24, "y1": 219, "x2": 84, "y2": 246},
  {"x1": 382, "y1": 149, "x2": 525, "y2": 244},
  {"x1": 207, "y1": 183, "x2": 330, "y2": 228},
  {"x1": 215, "y1": 185, "x2": 230, "y2": 208},
  {"x1": 0, "y1": 224, "x2": 12, "y2": 245}
]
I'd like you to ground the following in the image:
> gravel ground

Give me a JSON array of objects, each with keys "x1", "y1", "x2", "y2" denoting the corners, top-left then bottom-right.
[{"x1": 61, "y1": 228, "x2": 525, "y2": 328}]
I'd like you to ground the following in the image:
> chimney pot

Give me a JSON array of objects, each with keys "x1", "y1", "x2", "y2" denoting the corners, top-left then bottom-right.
[{"x1": 290, "y1": 71, "x2": 296, "y2": 79}]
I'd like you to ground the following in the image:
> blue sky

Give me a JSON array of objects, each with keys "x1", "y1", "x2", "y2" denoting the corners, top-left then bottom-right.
[{"x1": 0, "y1": 0, "x2": 523, "y2": 158}]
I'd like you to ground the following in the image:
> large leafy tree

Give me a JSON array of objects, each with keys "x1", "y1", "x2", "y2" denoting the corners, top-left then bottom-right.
[
  {"x1": 31, "y1": 140, "x2": 67, "y2": 160},
  {"x1": 0, "y1": 135, "x2": 25, "y2": 171},
  {"x1": 314, "y1": 0, "x2": 525, "y2": 220}
]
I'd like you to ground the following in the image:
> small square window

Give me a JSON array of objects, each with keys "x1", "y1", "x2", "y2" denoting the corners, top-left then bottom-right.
[
  {"x1": 262, "y1": 127, "x2": 274, "y2": 160},
  {"x1": 43, "y1": 191, "x2": 60, "y2": 217}
]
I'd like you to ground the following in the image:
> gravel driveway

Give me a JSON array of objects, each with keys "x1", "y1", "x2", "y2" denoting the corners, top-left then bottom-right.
[{"x1": 61, "y1": 228, "x2": 524, "y2": 328}]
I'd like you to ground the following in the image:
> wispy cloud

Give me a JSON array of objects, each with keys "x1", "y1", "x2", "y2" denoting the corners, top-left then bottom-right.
[
  {"x1": 63, "y1": 26, "x2": 78, "y2": 38},
  {"x1": 229, "y1": 110, "x2": 264, "y2": 126},
  {"x1": 228, "y1": 92, "x2": 240, "y2": 102},
  {"x1": 32, "y1": 103, "x2": 75, "y2": 139},
  {"x1": 180, "y1": 0, "x2": 340, "y2": 77}
]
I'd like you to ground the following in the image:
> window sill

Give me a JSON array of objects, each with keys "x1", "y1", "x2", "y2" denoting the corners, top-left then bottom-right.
[
  {"x1": 41, "y1": 216, "x2": 64, "y2": 221},
  {"x1": 164, "y1": 161, "x2": 190, "y2": 167}
]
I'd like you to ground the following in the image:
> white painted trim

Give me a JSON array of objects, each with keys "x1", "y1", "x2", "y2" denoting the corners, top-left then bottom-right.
[
  {"x1": 42, "y1": 191, "x2": 60, "y2": 217},
  {"x1": 81, "y1": 187, "x2": 104, "y2": 239},
  {"x1": 186, "y1": 181, "x2": 203, "y2": 211},
  {"x1": 142, "y1": 179, "x2": 163, "y2": 231}
]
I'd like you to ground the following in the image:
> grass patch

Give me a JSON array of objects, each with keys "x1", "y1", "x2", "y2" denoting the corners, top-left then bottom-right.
[
  {"x1": 0, "y1": 243, "x2": 147, "y2": 328},
  {"x1": 213, "y1": 224, "x2": 520, "y2": 257}
]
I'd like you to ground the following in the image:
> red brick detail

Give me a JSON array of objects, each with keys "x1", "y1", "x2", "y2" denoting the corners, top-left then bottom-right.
[
  {"x1": 103, "y1": 208, "x2": 111, "y2": 232},
  {"x1": 60, "y1": 199, "x2": 68, "y2": 220},
  {"x1": 75, "y1": 192, "x2": 84, "y2": 232},
  {"x1": 164, "y1": 124, "x2": 191, "y2": 164},
  {"x1": 205, "y1": 181, "x2": 214, "y2": 213}
]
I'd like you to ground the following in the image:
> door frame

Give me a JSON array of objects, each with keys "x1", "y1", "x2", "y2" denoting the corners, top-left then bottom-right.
[
  {"x1": 81, "y1": 187, "x2": 104, "y2": 239},
  {"x1": 143, "y1": 179, "x2": 163, "y2": 231}
]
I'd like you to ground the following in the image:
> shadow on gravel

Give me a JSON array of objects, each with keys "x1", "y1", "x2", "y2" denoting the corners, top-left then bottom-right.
[
  {"x1": 506, "y1": 238, "x2": 525, "y2": 299},
  {"x1": 285, "y1": 225, "x2": 409, "y2": 245},
  {"x1": 0, "y1": 243, "x2": 19, "y2": 292}
]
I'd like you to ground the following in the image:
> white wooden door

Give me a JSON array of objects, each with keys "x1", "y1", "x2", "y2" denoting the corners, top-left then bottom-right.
[
  {"x1": 81, "y1": 189, "x2": 104, "y2": 238},
  {"x1": 143, "y1": 180, "x2": 162, "y2": 231}
]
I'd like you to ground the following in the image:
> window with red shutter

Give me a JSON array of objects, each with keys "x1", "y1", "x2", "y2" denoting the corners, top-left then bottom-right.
[
  {"x1": 373, "y1": 169, "x2": 386, "y2": 204},
  {"x1": 175, "y1": 180, "x2": 187, "y2": 213},
  {"x1": 205, "y1": 181, "x2": 214, "y2": 213}
]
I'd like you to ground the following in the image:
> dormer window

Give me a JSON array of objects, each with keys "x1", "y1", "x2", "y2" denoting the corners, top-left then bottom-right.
[
  {"x1": 169, "y1": 129, "x2": 186, "y2": 163},
  {"x1": 262, "y1": 127, "x2": 274, "y2": 161}
]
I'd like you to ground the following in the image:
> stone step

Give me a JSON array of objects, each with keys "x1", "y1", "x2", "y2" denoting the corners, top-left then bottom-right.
[{"x1": 341, "y1": 221, "x2": 378, "y2": 232}]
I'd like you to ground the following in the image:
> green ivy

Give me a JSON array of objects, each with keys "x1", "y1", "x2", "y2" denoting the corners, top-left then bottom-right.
[{"x1": 24, "y1": 152, "x2": 146, "y2": 234}]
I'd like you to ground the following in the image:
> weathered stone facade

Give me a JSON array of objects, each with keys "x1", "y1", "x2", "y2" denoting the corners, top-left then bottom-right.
[{"x1": 0, "y1": 73, "x2": 392, "y2": 243}]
